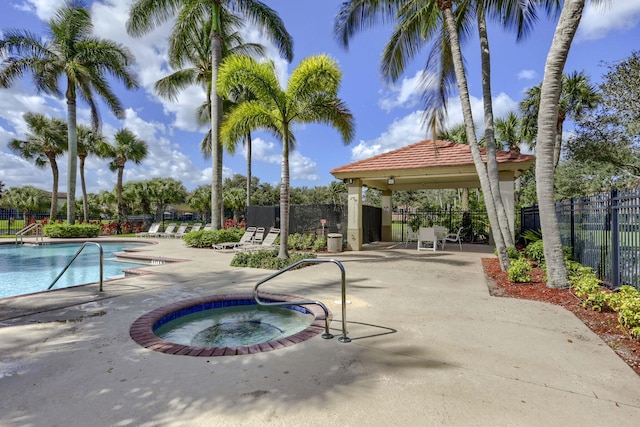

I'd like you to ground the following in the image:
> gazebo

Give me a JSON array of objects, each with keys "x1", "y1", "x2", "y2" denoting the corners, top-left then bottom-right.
[{"x1": 330, "y1": 139, "x2": 535, "y2": 250}]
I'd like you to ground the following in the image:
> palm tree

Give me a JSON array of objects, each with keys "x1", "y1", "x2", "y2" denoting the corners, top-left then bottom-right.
[
  {"x1": 223, "y1": 187, "x2": 246, "y2": 223},
  {"x1": 9, "y1": 113, "x2": 67, "y2": 221},
  {"x1": 218, "y1": 54, "x2": 355, "y2": 258},
  {"x1": 101, "y1": 128, "x2": 148, "y2": 225},
  {"x1": 127, "y1": 0, "x2": 293, "y2": 231},
  {"x1": 0, "y1": 1, "x2": 139, "y2": 224},
  {"x1": 520, "y1": 70, "x2": 600, "y2": 167},
  {"x1": 495, "y1": 111, "x2": 524, "y2": 204},
  {"x1": 0, "y1": 186, "x2": 49, "y2": 223},
  {"x1": 77, "y1": 125, "x2": 107, "y2": 222}
]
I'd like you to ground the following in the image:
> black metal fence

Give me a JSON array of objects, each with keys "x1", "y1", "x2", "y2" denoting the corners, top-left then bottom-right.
[
  {"x1": 392, "y1": 208, "x2": 490, "y2": 243},
  {"x1": 520, "y1": 189, "x2": 640, "y2": 289},
  {"x1": 247, "y1": 203, "x2": 347, "y2": 237}
]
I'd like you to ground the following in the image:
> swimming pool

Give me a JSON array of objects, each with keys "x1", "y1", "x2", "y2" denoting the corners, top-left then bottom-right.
[{"x1": 0, "y1": 242, "x2": 148, "y2": 299}]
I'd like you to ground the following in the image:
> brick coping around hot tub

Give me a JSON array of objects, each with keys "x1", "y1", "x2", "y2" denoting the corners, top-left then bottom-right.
[{"x1": 129, "y1": 292, "x2": 332, "y2": 356}]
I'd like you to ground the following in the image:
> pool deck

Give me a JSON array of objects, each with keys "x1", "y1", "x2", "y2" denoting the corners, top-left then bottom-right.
[{"x1": 1, "y1": 237, "x2": 639, "y2": 426}]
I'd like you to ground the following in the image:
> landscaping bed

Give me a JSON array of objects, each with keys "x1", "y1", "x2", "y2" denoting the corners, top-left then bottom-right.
[{"x1": 483, "y1": 257, "x2": 640, "y2": 376}]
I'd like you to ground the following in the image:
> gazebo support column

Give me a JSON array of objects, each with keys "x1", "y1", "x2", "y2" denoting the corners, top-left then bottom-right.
[
  {"x1": 381, "y1": 190, "x2": 392, "y2": 241},
  {"x1": 498, "y1": 173, "x2": 515, "y2": 242},
  {"x1": 347, "y1": 179, "x2": 363, "y2": 251}
]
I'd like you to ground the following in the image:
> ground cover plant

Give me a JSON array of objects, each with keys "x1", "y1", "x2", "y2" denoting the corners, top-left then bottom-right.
[
  {"x1": 43, "y1": 223, "x2": 101, "y2": 238},
  {"x1": 484, "y1": 242, "x2": 640, "y2": 375}
]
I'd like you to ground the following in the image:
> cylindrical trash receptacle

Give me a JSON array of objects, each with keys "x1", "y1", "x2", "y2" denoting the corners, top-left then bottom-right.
[{"x1": 327, "y1": 233, "x2": 343, "y2": 252}]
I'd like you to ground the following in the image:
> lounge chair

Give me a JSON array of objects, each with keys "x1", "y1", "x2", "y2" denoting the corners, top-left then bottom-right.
[
  {"x1": 212, "y1": 226, "x2": 257, "y2": 251},
  {"x1": 136, "y1": 222, "x2": 160, "y2": 237},
  {"x1": 155, "y1": 223, "x2": 177, "y2": 238},
  {"x1": 168, "y1": 223, "x2": 189, "y2": 238},
  {"x1": 189, "y1": 223, "x2": 203, "y2": 233},
  {"x1": 202, "y1": 223, "x2": 212, "y2": 231},
  {"x1": 235, "y1": 227, "x2": 280, "y2": 252}
]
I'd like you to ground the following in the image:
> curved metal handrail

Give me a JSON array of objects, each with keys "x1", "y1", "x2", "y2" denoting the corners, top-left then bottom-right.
[
  {"x1": 253, "y1": 258, "x2": 350, "y2": 343},
  {"x1": 15, "y1": 223, "x2": 43, "y2": 244},
  {"x1": 47, "y1": 242, "x2": 104, "y2": 292}
]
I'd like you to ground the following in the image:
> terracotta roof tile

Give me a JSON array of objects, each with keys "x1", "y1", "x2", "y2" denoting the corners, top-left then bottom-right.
[{"x1": 330, "y1": 139, "x2": 535, "y2": 174}]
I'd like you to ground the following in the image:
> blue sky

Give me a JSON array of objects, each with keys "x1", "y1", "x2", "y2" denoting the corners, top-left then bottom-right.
[{"x1": 1, "y1": 0, "x2": 640, "y2": 195}]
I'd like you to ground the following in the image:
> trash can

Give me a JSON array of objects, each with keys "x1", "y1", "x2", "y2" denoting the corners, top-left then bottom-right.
[{"x1": 327, "y1": 233, "x2": 343, "y2": 252}]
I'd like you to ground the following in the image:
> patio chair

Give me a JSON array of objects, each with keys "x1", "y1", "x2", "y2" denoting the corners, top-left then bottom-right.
[
  {"x1": 173, "y1": 222, "x2": 196, "y2": 238},
  {"x1": 189, "y1": 222, "x2": 203, "y2": 233},
  {"x1": 417, "y1": 227, "x2": 438, "y2": 252},
  {"x1": 441, "y1": 227, "x2": 464, "y2": 250},
  {"x1": 136, "y1": 222, "x2": 160, "y2": 237},
  {"x1": 405, "y1": 226, "x2": 418, "y2": 248},
  {"x1": 202, "y1": 223, "x2": 212, "y2": 231},
  {"x1": 212, "y1": 226, "x2": 257, "y2": 251},
  {"x1": 235, "y1": 227, "x2": 280, "y2": 252}
]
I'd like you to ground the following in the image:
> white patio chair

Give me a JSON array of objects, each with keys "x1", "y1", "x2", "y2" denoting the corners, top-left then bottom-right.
[
  {"x1": 441, "y1": 227, "x2": 464, "y2": 250},
  {"x1": 212, "y1": 226, "x2": 256, "y2": 251},
  {"x1": 417, "y1": 227, "x2": 438, "y2": 252},
  {"x1": 405, "y1": 226, "x2": 419, "y2": 248},
  {"x1": 136, "y1": 222, "x2": 160, "y2": 237}
]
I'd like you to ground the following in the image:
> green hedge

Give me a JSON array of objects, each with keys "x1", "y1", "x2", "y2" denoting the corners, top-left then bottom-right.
[
  {"x1": 182, "y1": 228, "x2": 244, "y2": 248},
  {"x1": 230, "y1": 249, "x2": 316, "y2": 270},
  {"x1": 43, "y1": 224, "x2": 101, "y2": 238}
]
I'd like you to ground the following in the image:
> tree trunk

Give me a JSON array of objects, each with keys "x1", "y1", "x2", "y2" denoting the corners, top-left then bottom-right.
[
  {"x1": 536, "y1": 0, "x2": 585, "y2": 289},
  {"x1": 442, "y1": 6, "x2": 510, "y2": 271},
  {"x1": 279, "y1": 128, "x2": 290, "y2": 259},
  {"x1": 246, "y1": 132, "x2": 252, "y2": 208},
  {"x1": 80, "y1": 155, "x2": 89, "y2": 222},
  {"x1": 117, "y1": 165, "x2": 124, "y2": 225},
  {"x1": 210, "y1": 5, "x2": 224, "y2": 230},
  {"x1": 477, "y1": 6, "x2": 514, "y2": 248},
  {"x1": 48, "y1": 154, "x2": 59, "y2": 221},
  {"x1": 66, "y1": 80, "x2": 78, "y2": 225}
]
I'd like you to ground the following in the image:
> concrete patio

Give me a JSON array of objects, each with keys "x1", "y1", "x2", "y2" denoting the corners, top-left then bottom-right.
[{"x1": 0, "y1": 237, "x2": 639, "y2": 426}]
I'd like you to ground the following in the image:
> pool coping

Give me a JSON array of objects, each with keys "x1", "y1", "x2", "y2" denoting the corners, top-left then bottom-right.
[{"x1": 129, "y1": 292, "x2": 332, "y2": 357}]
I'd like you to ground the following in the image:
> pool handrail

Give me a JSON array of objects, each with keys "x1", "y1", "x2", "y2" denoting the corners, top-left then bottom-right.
[
  {"x1": 47, "y1": 242, "x2": 104, "y2": 292},
  {"x1": 253, "y1": 258, "x2": 351, "y2": 343},
  {"x1": 15, "y1": 223, "x2": 43, "y2": 245}
]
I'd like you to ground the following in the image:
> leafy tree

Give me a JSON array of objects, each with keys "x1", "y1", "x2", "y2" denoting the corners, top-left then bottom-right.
[
  {"x1": 223, "y1": 187, "x2": 246, "y2": 222},
  {"x1": 77, "y1": 125, "x2": 107, "y2": 222},
  {"x1": 0, "y1": 186, "x2": 48, "y2": 222},
  {"x1": 101, "y1": 128, "x2": 148, "y2": 224},
  {"x1": 127, "y1": 0, "x2": 292, "y2": 231},
  {"x1": 0, "y1": 1, "x2": 138, "y2": 224},
  {"x1": 146, "y1": 178, "x2": 188, "y2": 222},
  {"x1": 600, "y1": 50, "x2": 640, "y2": 136},
  {"x1": 218, "y1": 54, "x2": 355, "y2": 258},
  {"x1": 0, "y1": 180, "x2": 4, "y2": 199},
  {"x1": 9, "y1": 113, "x2": 67, "y2": 220},
  {"x1": 188, "y1": 185, "x2": 212, "y2": 222}
]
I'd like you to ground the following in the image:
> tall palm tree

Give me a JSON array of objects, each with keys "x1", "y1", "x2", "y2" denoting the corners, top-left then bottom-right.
[
  {"x1": 77, "y1": 125, "x2": 107, "y2": 222},
  {"x1": 9, "y1": 113, "x2": 67, "y2": 221},
  {"x1": 218, "y1": 54, "x2": 355, "y2": 258},
  {"x1": 0, "y1": 186, "x2": 49, "y2": 223},
  {"x1": 0, "y1": 1, "x2": 139, "y2": 224},
  {"x1": 127, "y1": 0, "x2": 293, "y2": 230},
  {"x1": 520, "y1": 70, "x2": 600, "y2": 167},
  {"x1": 495, "y1": 111, "x2": 523, "y2": 204},
  {"x1": 101, "y1": 128, "x2": 148, "y2": 225}
]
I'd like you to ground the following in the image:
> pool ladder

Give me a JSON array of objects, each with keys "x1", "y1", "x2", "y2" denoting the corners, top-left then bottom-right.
[
  {"x1": 253, "y1": 258, "x2": 351, "y2": 343},
  {"x1": 15, "y1": 223, "x2": 44, "y2": 244},
  {"x1": 47, "y1": 242, "x2": 104, "y2": 292}
]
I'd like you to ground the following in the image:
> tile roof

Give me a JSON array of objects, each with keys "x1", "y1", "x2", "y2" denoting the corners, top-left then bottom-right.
[{"x1": 330, "y1": 139, "x2": 535, "y2": 174}]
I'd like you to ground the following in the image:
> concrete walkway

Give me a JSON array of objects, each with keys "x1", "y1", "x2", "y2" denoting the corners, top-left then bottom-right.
[{"x1": 0, "y1": 237, "x2": 639, "y2": 426}]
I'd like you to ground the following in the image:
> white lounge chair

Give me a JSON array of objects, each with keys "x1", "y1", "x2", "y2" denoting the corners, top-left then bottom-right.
[
  {"x1": 417, "y1": 227, "x2": 438, "y2": 252},
  {"x1": 202, "y1": 223, "x2": 212, "y2": 231},
  {"x1": 155, "y1": 223, "x2": 177, "y2": 238},
  {"x1": 136, "y1": 222, "x2": 160, "y2": 237},
  {"x1": 441, "y1": 227, "x2": 464, "y2": 250},
  {"x1": 405, "y1": 226, "x2": 418, "y2": 248},
  {"x1": 235, "y1": 227, "x2": 280, "y2": 252},
  {"x1": 189, "y1": 223, "x2": 203, "y2": 233},
  {"x1": 213, "y1": 226, "x2": 257, "y2": 251}
]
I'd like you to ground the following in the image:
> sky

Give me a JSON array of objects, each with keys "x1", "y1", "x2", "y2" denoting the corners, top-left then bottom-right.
[{"x1": 1, "y1": 0, "x2": 640, "y2": 196}]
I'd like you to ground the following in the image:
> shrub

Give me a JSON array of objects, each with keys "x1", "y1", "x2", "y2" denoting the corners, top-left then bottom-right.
[
  {"x1": 312, "y1": 236, "x2": 327, "y2": 251},
  {"x1": 182, "y1": 228, "x2": 244, "y2": 248},
  {"x1": 508, "y1": 258, "x2": 532, "y2": 283},
  {"x1": 43, "y1": 224, "x2": 101, "y2": 238},
  {"x1": 230, "y1": 249, "x2": 316, "y2": 270},
  {"x1": 521, "y1": 229, "x2": 542, "y2": 244},
  {"x1": 493, "y1": 246, "x2": 521, "y2": 259},
  {"x1": 524, "y1": 240, "x2": 545, "y2": 265},
  {"x1": 287, "y1": 233, "x2": 314, "y2": 250}
]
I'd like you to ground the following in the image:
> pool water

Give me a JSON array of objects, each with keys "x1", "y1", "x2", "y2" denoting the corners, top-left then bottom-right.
[
  {"x1": 0, "y1": 243, "x2": 147, "y2": 299},
  {"x1": 154, "y1": 303, "x2": 315, "y2": 347}
]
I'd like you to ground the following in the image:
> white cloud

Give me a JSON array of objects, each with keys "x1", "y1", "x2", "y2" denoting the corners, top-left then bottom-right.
[
  {"x1": 578, "y1": 2, "x2": 640, "y2": 41},
  {"x1": 289, "y1": 151, "x2": 319, "y2": 182},
  {"x1": 518, "y1": 69, "x2": 536, "y2": 80},
  {"x1": 378, "y1": 70, "x2": 425, "y2": 112}
]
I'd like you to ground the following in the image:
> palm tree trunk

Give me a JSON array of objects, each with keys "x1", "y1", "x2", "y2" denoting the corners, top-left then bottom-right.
[
  {"x1": 210, "y1": 4, "x2": 224, "y2": 230},
  {"x1": 246, "y1": 132, "x2": 252, "y2": 208},
  {"x1": 66, "y1": 81, "x2": 78, "y2": 225},
  {"x1": 80, "y1": 155, "x2": 89, "y2": 222},
  {"x1": 477, "y1": 5, "x2": 514, "y2": 248},
  {"x1": 279, "y1": 130, "x2": 290, "y2": 259},
  {"x1": 536, "y1": 0, "x2": 584, "y2": 289},
  {"x1": 49, "y1": 156, "x2": 59, "y2": 221},
  {"x1": 117, "y1": 166, "x2": 124, "y2": 225},
  {"x1": 441, "y1": 6, "x2": 510, "y2": 271}
]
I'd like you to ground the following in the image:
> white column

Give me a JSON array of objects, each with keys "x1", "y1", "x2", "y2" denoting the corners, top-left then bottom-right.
[
  {"x1": 347, "y1": 180, "x2": 362, "y2": 251},
  {"x1": 499, "y1": 174, "x2": 515, "y2": 242},
  {"x1": 381, "y1": 190, "x2": 392, "y2": 241}
]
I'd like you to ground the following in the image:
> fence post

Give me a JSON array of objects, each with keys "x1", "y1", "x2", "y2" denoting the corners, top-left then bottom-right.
[
  {"x1": 611, "y1": 190, "x2": 620, "y2": 288},
  {"x1": 570, "y1": 198, "x2": 575, "y2": 259}
]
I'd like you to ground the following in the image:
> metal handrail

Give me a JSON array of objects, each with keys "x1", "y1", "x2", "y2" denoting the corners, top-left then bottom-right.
[
  {"x1": 15, "y1": 223, "x2": 43, "y2": 244},
  {"x1": 253, "y1": 258, "x2": 351, "y2": 343},
  {"x1": 47, "y1": 242, "x2": 104, "y2": 292}
]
